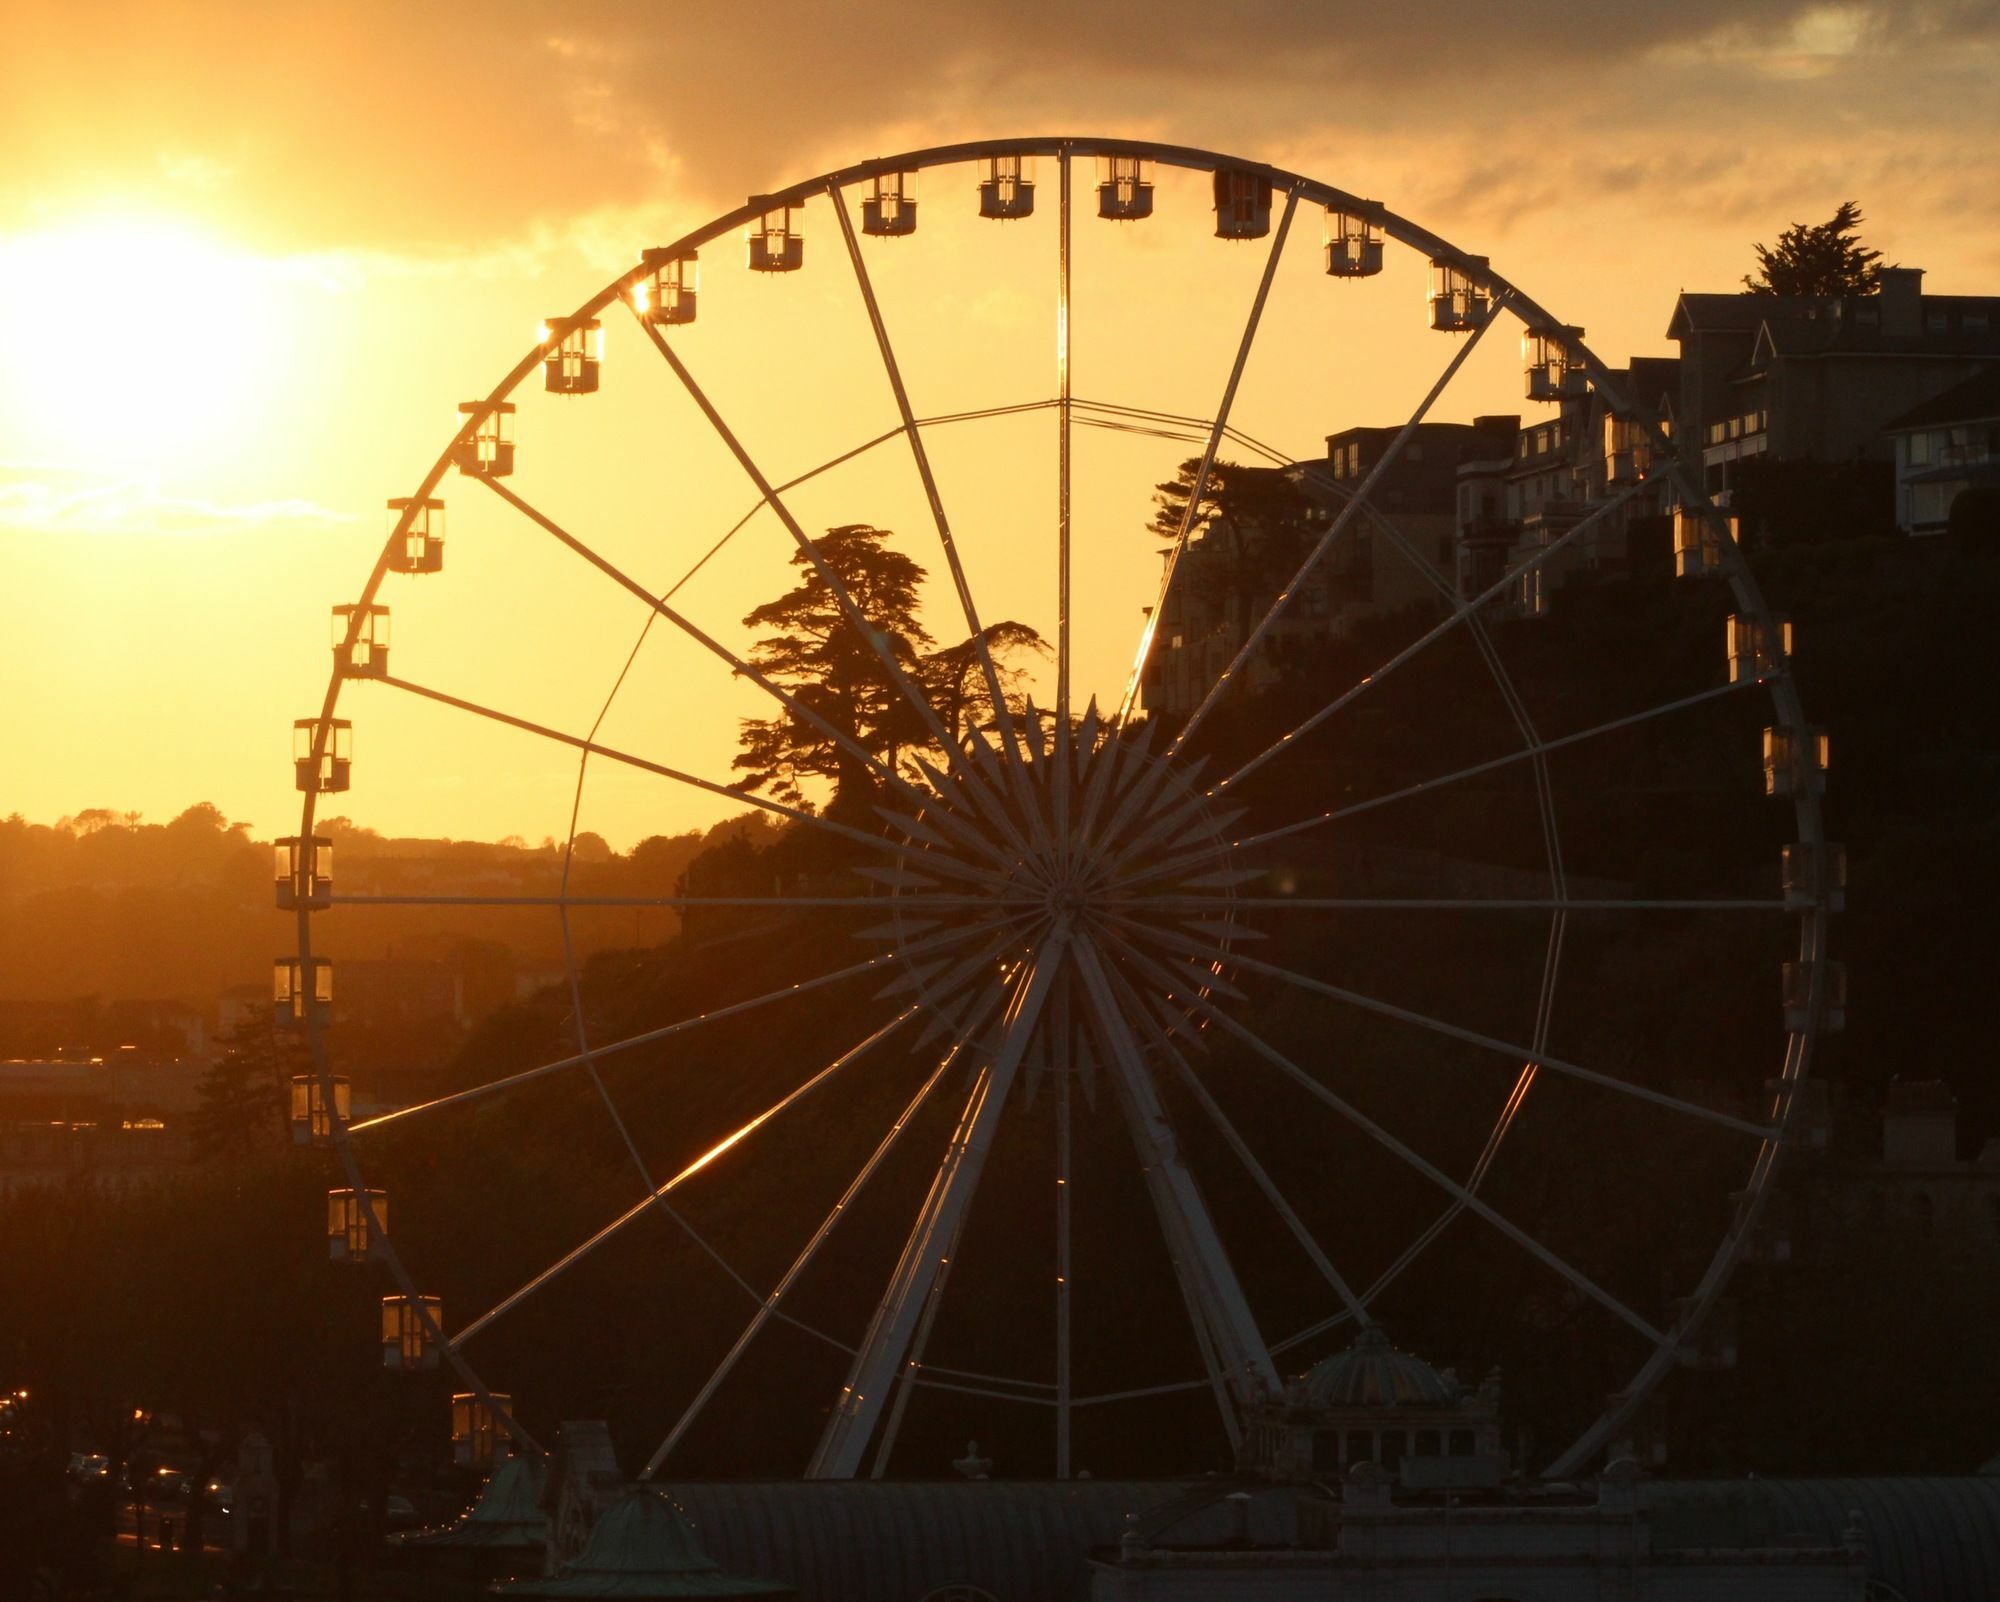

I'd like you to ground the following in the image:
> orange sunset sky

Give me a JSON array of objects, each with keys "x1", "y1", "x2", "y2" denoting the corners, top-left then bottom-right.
[{"x1": 4, "y1": 1, "x2": 1998, "y2": 850}]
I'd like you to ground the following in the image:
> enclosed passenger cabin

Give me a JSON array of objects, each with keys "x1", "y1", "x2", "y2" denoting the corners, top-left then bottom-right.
[
  {"x1": 275, "y1": 958, "x2": 334, "y2": 1030},
  {"x1": 1323, "y1": 208, "x2": 1383, "y2": 277},
  {"x1": 977, "y1": 155, "x2": 1035, "y2": 220},
  {"x1": 333, "y1": 604, "x2": 389, "y2": 679},
  {"x1": 1523, "y1": 327, "x2": 1585, "y2": 401},
  {"x1": 276, "y1": 836, "x2": 332, "y2": 912},
  {"x1": 1784, "y1": 959, "x2": 1847, "y2": 1033},
  {"x1": 1673, "y1": 1297, "x2": 1738, "y2": 1370},
  {"x1": 1782, "y1": 841, "x2": 1847, "y2": 913},
  {"x1": 1673, "y1": 506, "x2": 1726, "y2": 577},
  {"x1": 294, "y1": 718, "x2": 352, "y2": 793},
  {"x1": 382, "y1": 1295, "x2": 443, "y2": 1371},
  {"x1": 1763, "y1": 726, "x2": 1829, "y2": 797},
  {"x1": 1097, "y1": 155, "x2": 1153, "y2": 221},
  {"x1": 1603, "y1": 414, "x2": 1654, "y2": 484},
  {"x1": 638, "y1": 248, "x2": 698, "y2": 324},
  {"x1": 1427, "y1": 259, "x2": 1490, "y2": 331},
  {"x1": 288, "y1": 1072, "x2": 349, "y2": 1145},
  {"x1": 451, "y1": 1394, "x2": 514, "y2": 1469},
  {"x1": 328, "y1": 1188, "x2": 387, "y2": 1262},
  {"x1": 1213, "y1": 168, "x2": 1273, "y2": 239},
  {"x1": 1726, "y1": 613, "x2": 1792, "y2": 684},
  {"x1": 747, "y1": 202, "x2": 803, "y2": 272},
  {"x1": 542, "y1": 318, "x2": 602, "y2": 395},
  {"x1": 455, "y1": 401, "x2": 515, "y2": 479},
  {"x1": 386, "y1": 498, "x2": 444, "y2": 574},
  {"x1": 861, "y1": 171, "x2": 919, "y2": 236}
]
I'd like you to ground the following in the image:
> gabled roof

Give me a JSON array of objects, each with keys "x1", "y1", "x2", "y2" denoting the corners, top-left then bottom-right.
[
  {"x1": 1667, "y1": 292, "x2": 1828, "y2": 340},
  {"x1": 1883, "y1": 365, "x2": 2000, "y2": 433}
]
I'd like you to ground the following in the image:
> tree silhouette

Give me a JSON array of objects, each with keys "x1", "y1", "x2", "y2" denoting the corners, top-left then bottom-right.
[
  {"x1": 1742, "y1": 200, "x2": 1885, "y2": 296},
  {"x1": 189, "y1": 1004, "x2": 293, "y2": 1162},
  {"x1": 733, "y1": 524, "x2": 1044, "y2": 815}
]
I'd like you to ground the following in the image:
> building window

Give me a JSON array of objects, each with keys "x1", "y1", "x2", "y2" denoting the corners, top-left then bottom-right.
[
  {"x1": 1909, "y1": 431, "x2": 1933, "y2": 466},
  {"x1": 1449, "y1": 1429, "x2": 1476, "y2": 1454},
  {"x1": 1966, "y1": 310, "x2": 1991, "y2": 335}
]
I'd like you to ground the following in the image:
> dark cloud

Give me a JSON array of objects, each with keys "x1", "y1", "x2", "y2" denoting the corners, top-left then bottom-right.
[{"x1": 2, "y1": 1, "x2": 1995, "y2": 253}]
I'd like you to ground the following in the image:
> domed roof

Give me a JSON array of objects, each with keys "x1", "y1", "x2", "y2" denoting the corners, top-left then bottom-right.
[{"x1": 1290, "y1": 1327, "x2": 1460, "y2": 1410}]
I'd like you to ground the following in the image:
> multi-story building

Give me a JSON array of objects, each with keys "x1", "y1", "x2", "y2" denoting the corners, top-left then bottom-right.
[
  {"x1": 1881, "y1": 365, "x2": 2000, "y2": 534},
  {"x1": 1666, "y1": 268, "x2": 2000, "y2": 504},
  {"x1": 1141, "y1": 419, "x2": 1517, "y2": 718},
  {"x1": 1455, "y1": 356, "x2": 1679, "y2": 615}
]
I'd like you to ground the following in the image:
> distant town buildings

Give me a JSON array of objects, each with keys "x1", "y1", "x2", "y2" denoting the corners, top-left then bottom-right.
[
  {"x1": 1668, "y1": 268, "x2": 2000, "y2": 504},
  {"x1": 1139, "y1": 265, "x2": 1999, "y2": 722}
]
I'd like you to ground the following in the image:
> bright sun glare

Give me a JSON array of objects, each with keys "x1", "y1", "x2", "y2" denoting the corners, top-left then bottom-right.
[{"x1": 0, "y1": 215, "x2": 280, "y2": 473}]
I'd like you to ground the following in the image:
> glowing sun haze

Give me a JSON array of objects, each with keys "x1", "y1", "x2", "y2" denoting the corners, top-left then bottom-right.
[{"x1": 2, "y1": 1, "x2": 1996, "y2": 848}]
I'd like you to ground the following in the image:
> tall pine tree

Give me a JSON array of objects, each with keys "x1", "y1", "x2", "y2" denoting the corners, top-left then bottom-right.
[{"x1": 1743, "y1": 200, "x2": 1885, "y2": 296}]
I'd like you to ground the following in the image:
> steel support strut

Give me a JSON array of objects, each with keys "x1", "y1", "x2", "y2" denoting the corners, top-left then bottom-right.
[{"x1": 806, "y1": 934, "x2": 1068, "y2": 1477}]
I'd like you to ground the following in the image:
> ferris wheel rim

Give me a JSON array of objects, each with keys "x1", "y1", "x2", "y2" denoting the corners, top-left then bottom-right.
[{"x1": 289, "y1": 133, "x2": 1835, "y2": 1481}]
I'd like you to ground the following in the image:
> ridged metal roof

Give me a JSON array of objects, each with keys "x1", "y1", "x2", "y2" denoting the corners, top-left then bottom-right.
[
  {"x1": 1651, "y1": 1478, "x2": 2000, "y2": 1602},
  {"x1": 655, "y1": 1481, "x2": 1205, "y2": 1602},
  {"x1": 651, "y1": 1475, "x2": 2000, "y2": 1602}
]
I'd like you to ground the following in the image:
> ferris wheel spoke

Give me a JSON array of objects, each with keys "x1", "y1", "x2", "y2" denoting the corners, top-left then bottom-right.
[
  {"x1": 450, "y1": 1005, "x2": 919, "y2": 1353},
  {"x1": 1115, "y1": 185, "x2": 1301, "y2": 728},
  {"x1": 372, "y1": 671, "x2": 1010, "y2": 892},
  {"x1": 1213, "y1": 944, "x2": 1775, "y2": 1139},
  {"x1": 1134, "y1": 894, "x2": 1791, "y2": 913},
  {"x1": 632, "y1": 319, "x2": 1034, "y2": 859},
  {"x1": 1117, "y1": 662, "x2": 1748, "y2": 894},
  {"x1": 1055, "y1": 150, "x2": 1074, "y2": 856},
  {"x1": 475, "y1": 476, "x2": 1022, "y2": 875},
  {"x1": 1208, "y1": 477, "x2": 1651, "y2": 800},
  {"x1": 1167, "y1": 303, "x2": 1498, "y2": 759},
  {"x1": 826, "y1": 182, "x2": 1039, "y2": 807},
  {"x1": 329, "y1": 892, "x2": 992, "y2": 909},
  {"x1": 346, "y1": 914, "x2": 1016, "y2": 1135},
  {"x1": 807, "y1": 936, "x2": 1067, "y2": 1478},
  {"x1": 1100, "y1": 928, "x2": 1671, "y2": 1350},
  {"x1": 1097, "y1": 947, "x2": 1372, "y2": 1326},
  {"x1": 638, "y1": 1016, "x2": 994, "y2": 1479}
]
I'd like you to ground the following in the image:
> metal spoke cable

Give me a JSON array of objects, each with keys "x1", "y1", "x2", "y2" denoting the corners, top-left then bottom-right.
[
  {"x1": 478, "y1": 476, "x2": 1023, "y2": 877},
  {"x1": 1113, "y1": 669, "x2": 1747, "y2": 893},
  {"x1": 1195, "y1": 942, "x2": 1776, "y2": 1140},
  {"x1": 1166, "y1": 305, "x2": 1499, "y2": 757},
  {"x1": 1103, "y1": 929, "x2": 1671, "y2": 1348},
  {"x1": 347, "y1": 912, "x2": 1025, "y2": 1134},
  {"x1": 828, "y1": 180, "x2": 1040, "y2": 811},
  {"x1": 375, "y1": 671, "x2": 1009, "y2": 892},
  {"x1": 632, "y1": 318, "x2": 1033, "y2": 861},
  {"x1": 638, "y1": 1027, "x2": 983, "y2": 1478},
  {"x1": 450, "y1": 1005, "x2": 920, "y2": 1351},
  {"x1": 1114, "y1": 186, "x2": 1301, "y2": 729}
]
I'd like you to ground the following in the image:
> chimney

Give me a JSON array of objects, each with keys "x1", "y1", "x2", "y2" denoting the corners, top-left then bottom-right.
[{"x1": 1879, "y1": 266, "x2": 1923, "y2": 338}]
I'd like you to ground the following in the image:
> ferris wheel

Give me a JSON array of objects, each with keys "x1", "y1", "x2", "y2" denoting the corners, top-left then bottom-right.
[{"x1": 282, "y1": 138, "x2": 1840, "y2": 1484}]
